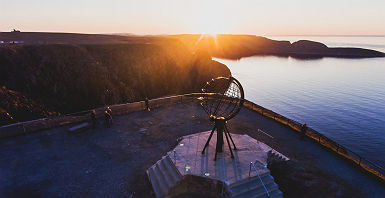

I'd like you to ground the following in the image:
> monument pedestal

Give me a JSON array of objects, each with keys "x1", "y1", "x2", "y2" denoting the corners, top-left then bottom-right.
[{"x1": 147, "y1": 131, "x2": 287, "y2": 198}]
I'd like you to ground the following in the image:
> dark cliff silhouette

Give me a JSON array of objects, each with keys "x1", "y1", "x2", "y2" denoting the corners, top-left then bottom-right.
[
  {"x1": 172, "y1": 34, "x2": 385, "y2": 59},
  {"x1": 0, "y1": 86, "x2": 57, "y2": 125},
  {"x1": 0, "y1": 34, "x2": 230, "y2": 125}
]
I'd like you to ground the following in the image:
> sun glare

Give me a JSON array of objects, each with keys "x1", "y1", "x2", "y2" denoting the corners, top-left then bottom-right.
[
  {"x1": 194, "y1": 33, "x2": 218, "y2": 48},
  {"x1": 197, "y1": 23, "x2": 222, "y2": 35},
  {"x1": 192, "y1": 2, "x2": 229, "y2": 35},
  {"x1": 195, "y1": 18, "x2": 227, "y2": 35}
]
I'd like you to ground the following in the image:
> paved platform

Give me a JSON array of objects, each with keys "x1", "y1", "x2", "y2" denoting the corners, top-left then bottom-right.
[
  {"x1": 1, "y1": 102, "x2": 384, "y2": 197},
  {"x1": 172, "y1": 131, "x2": 288, "y2": 185}
]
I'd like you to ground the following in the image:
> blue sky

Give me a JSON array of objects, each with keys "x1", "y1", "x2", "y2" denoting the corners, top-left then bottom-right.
[{"x1": 1, "y1": 0, "x2": 384, "y2": 35}]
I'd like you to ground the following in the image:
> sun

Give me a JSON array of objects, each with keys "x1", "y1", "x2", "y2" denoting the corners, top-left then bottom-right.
[
  {"x1": 194, "y1": 17, "x2": 227, "y2": 35},
  {"x1": 192, "y1": 2, "x2": 229, "y2": 35},
  {"x1": 197, "y1": 22, "x2": 223, "y2": 35}
]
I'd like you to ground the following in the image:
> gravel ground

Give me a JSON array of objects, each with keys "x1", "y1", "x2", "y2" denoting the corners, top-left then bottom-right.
[{"x1": 0, "y1": 102, "x2": 384, "y2": 198}]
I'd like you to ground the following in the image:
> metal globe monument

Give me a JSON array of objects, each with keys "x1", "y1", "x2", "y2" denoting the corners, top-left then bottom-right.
[{"x1": 199, "y1": 76, "x2": 245, "y2": 160}]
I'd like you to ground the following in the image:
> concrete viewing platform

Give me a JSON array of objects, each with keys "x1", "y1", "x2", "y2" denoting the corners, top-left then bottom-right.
[{"x1": 0, "y1": 102, "x2": 384, "y2": 197}]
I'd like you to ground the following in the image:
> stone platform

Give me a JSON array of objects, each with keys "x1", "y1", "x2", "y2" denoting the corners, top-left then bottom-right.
[
  {"x1": 171, "y1": 131, "x2": 288, "y2": 185},
  {"x1": 147, "y1": 131, "x2": 287, "y2": 197}
]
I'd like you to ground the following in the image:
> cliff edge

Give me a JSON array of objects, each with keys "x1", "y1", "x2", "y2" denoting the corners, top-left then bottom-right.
[{"x1": 0, "y1": 35, "x2": 230, "y2": 125}]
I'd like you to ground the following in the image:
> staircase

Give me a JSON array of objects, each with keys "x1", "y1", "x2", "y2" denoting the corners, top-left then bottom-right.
[
  {"x1": 146, "y1": 155, "x2": 183, "y2": 198},
  {"x1": 229, "y1": 171, "x2": 283, "y2": 198}
]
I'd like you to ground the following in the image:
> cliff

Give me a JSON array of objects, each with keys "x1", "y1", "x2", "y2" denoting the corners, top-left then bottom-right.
[
  {"x1": 0, "y1": 86, "x2": 58, "y2": 125},
  {"x1": 0, "y1": 36, "x2": 230, "y2": 125}
]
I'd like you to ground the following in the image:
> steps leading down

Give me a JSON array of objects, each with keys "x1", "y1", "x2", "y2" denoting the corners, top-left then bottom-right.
[
  {"x1": 229, "y1": 171, "x2": 283, "y2": 198},
  {"x1": 146, "y1": 155, "x2": 183, "y2": 198}
]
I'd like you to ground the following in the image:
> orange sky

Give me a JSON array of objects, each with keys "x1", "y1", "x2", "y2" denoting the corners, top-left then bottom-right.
[{"x1": 1, "y1": 0, "x2": 385, "y2": 35}]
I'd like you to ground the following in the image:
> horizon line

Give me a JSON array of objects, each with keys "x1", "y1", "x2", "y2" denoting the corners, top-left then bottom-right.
[{"x1": 1, "y1": 31, "x2": 385, "y2": 37}]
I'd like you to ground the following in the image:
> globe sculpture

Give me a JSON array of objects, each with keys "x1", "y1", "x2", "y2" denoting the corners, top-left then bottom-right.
[{"x1": 199, "y1": 76, "x2": 245, "y2": 160}]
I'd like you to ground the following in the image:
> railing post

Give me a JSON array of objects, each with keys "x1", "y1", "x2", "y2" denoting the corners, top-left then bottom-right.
[
  {"x1": 250, "y1": 162, "x2": 270, "y2": 197},
  {"x1": 249, "y1": 162, "x2": 252, "y2": 177},
  {"x1": 173, "y1": 150, "x2": 176, "y2": 164},
  {"x1": 22, "y1": 124, "x2": 26, "y2": 134}
]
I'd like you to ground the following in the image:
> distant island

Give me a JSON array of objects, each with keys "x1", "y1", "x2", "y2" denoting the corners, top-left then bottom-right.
[{"x1": 171, "y1": 34, "x2": 385, "y2": 59}]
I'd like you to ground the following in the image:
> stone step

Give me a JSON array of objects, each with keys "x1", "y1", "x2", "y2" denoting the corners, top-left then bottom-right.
[
  {"x1": 268, "y1": 150, "x2": 289, "y2": 162},
  {"x1": 233, "y1": 182, "x2": 279, "y2": 198},
  {"x1": 146, "y1": 155, "x2": 183, "y2": 198},
  {"x1": 266, "y1": 189, "x2": 283, "y2": 198},
  {"x1": 229, "y1": 170, "x2": 271, "y2": 189},
  {"x1": 157, "y1": 157, "x2": 176, "y2": 189},
  {"x1": 164, "y1": 155, "x2": 183, "y2": 181},
  {"x1": 230, "y1": 175, "x2": 274, "y2": 197},
  {"x1": 160, "y1": 156, "x2": 179, "y2": 185},
  {"x1": 153, "y1": 162, "x2": 169, "y2": 195},
  {"x1": 146, "y1": 165, "x2": 165, "y2": 198}
]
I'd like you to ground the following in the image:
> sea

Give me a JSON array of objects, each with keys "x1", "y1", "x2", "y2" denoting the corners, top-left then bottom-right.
[{"x1": 214, "y1": 36, "x2": 385, "y2": 167}]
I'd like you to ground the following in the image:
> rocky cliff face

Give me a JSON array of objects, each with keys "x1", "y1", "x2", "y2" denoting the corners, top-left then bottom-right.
[
  {"x1": 0, "y1": 86, "x2": 57, "y2": 125},
  {"x1": 0, "y1": 41, "x2": 230, "y2": 125}
]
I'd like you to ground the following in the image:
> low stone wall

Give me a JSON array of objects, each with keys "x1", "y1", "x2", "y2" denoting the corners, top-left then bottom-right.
[{"x1": 0, "y1": 94, "x2": 198, "y2": 139}]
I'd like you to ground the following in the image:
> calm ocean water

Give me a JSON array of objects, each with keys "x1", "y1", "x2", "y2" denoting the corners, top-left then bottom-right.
[{"x1": 215, "y1": 36, "x2": 385, "y2": 167}]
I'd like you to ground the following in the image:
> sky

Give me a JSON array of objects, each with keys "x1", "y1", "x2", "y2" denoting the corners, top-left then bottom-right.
[{"x1": 1, "y1": 0, "x2": 385, "y2": 35}]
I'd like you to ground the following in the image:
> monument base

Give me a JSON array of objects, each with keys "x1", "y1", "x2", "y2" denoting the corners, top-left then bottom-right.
[{"x1": 147, "y1": 131, "x2": 287, "y2": 198}]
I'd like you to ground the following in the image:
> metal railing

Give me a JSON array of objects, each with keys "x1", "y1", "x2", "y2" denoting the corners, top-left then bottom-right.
[
  {"x1": 242, "y1": 100, "x2": 385, "y2": 182},
  {"x1": 257, "y1": 128, "x2": 275, "y2": 147},
  {"x1": 249, "y1": 162, "x2": 270, "y2": 198}
]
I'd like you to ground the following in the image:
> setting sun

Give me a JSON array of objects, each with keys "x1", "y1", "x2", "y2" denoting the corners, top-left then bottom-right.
[
  {"x1": 193, "y1": 15, "x2": 228, "y2": 35},
  {"x1": 190, "y1": 1, "x2": 230, "y2": 35}
]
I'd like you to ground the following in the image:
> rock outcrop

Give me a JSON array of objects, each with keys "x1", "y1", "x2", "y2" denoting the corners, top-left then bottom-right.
[
  {"x1": 267, "y1": 159, "x2": 367, "y2": 198},
  {"x1": 0, "y1": 86, "x2": 57, "y2": 125}
]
